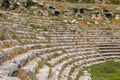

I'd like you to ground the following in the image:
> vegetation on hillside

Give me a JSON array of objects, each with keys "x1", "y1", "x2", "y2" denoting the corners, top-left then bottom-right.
[{"x1": 55, "y1": 0, "x2": 120, "y2": 4}]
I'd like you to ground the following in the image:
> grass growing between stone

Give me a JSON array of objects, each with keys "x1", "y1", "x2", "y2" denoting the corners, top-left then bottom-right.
[{"x1": 87, "y1": 61, "x2": 120, "y2": 80}]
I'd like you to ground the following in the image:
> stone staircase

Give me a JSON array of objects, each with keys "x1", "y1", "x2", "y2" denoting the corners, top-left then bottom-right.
[{"x1": 0, "y1": 14, "x2": 120, "y2": 80}]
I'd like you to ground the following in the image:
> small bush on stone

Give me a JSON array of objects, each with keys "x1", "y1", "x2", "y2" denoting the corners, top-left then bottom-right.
[
  {"x1": 0, "y1": 28, "x2": 7, "y2": 40},
  {"x1": 48, "y1": 68, "x2": 52, "y2": 78},
  {"x1": 75, "y1": 70, "x2": 83, "y2": 80},
  {"x1": 19, "y1": 73, "x2": 37, "y2": 80},
  {"x1": 1, "y1": 0, "x2": 10, "y2": 10},
  {"x1": 68, "y1": 76, "x2": 72, "y2": 80},
  {"x1": 23, "y1": 0, "x2": 37, "y2": 7},
  {"x1": 38, "y1": 58, "x2": 46, "y2": 68}
]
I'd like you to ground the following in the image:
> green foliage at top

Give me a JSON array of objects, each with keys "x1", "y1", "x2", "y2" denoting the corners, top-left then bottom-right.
[
  {"x1": 1, "y1": 0, "x2": 10, "y2": 10},
  {"x1": 66, "y1": 0, "x2": 79, "y2": 3},
  {"x1": 22, "y1": 0, "x2": 37, "y2": 7},
  {"x1": 88, "y1": 61, "x2": 120, "y2": 80},
  {"x1": 109, "y1": 0, "x2": 120, "y2": 5},
  {"x1": 55, "y1": 0, "x2": 120, "y2": 4},
  {"x1": 25, "y1": 0, "x2": 36, "y2": 7}
]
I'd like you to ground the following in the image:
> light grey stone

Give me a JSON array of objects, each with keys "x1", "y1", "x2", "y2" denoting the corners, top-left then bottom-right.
[
  {"x1": 21, "y1": 58, "x2": 41, "y2": 74},
  {"x1": 79, "y1": 71, "x2": 92, "y2": 80},
  {"x1": 36, "y1": 66, "x2": 49, "y2": 80},
  {"x1": 63, "y1": 20, "x2": 69, "y2": 24},
  {"x1": 0, "y1": 62, "x2": 18, "y2": 76},
  {"x1": 0, "y1": 76, "x2": 20, "y2": 80},
  {"x1": 70, "y1": 19, "x2": 76, "y2": 24}
]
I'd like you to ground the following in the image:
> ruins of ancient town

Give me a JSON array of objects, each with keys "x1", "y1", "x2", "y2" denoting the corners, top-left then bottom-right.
[{"x1": 0, "y1": 0, "x2": 120, "y2": 80}]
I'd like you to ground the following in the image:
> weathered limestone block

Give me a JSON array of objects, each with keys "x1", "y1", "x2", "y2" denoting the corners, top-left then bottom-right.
[
  {"x1": 47, "y1": 54, "x2": 68, "y2": 66},
  {"x1": 20, "y1": 58, "x2": 41, "y2": 74},
  {"x1": 0, "y1": 52, "x2": 5, "y2": 62},
  {"x1": 12, "y1": 51, "x2": 34, "y2": 66},
  {"x1": 39, "y1": 10, "x2": 49, "y2": 17},
  {"x1": 70, "y1": 19, "x2": 77, "y2": 24},
  {"x1": 0, "y1": 62, "x2": 18, "y2": 76},
  {"x1": 70, "y1": 68, "x2": 81, "y2": 80},
  {"x1": 50, "y1": 59, "x2": 73, "y2": 80},
  {"x1": 60, "y1": 65, "x2": 73, "y2": 80},
  {"x1": 79, "y1": 71, "x2": 92, "y2": 80},
  {"x1": 0, "y1": 49, "x2": 44, "y2": 77},
  {"x1": 9, "y1": 2, "x2": 18, "y2": 10},
  {"x1": 36, "y1": 66, "x2": 49, "y2": 80},
  {"x1": 0, "y1": 46, "x2": 20, "y2": 61},
  {"x1": 63, "y1": 20, "x2": 69, "y2": 24}
]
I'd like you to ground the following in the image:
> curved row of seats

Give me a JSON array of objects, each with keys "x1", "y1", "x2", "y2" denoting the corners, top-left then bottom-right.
[{"x1": 0, "y1": 18, "x2": 120, "y2": 80}]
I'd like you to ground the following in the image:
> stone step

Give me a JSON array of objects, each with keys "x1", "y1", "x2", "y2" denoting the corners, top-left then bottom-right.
[
  {"x1": 98, "y1": 49, "x2": 120, "y2": 53},
  {"x1": 49, "y1": 58, "x2": 73, "y2": 80},
  {"x1": 59, "y1": 56, "x2": 105, "y2": 80},
  {"x1": 59, "y1": 65, "x2": 73, "y2": 80},
  {"x1": 59, "y1": 56, "x2": 83, "y2": 78},
  {"x1": 57, "y1": 51, "x2": 108, "y2": 79},
  {"x1": 0, "y1": 76, "x2": 20, "y2": 80},
  {"x1": 91, "y1": 42, "x2": 120, "y2": 44},
  {"x1": 40, "y1": 50, "x2": 64, "y2": 60},
  {"x1": 16, "y1": 34, "x2": 37, "y2": 39},
  {"x1": 46, "y1": 49, "x2": 95, "y2": 67},
  {"x1": 95, "y1": 43, "x2": 120, "y2": 46},
  {"x1": 69, "y1": 68, "x2": 81, "y2": 80},
  {"x1": 15, "y1": 31, "x2": 35, "y2": 35},
  {"x1": 0, "y1": 49, "x2": 45, "y2": 76},
  {"x1": 18, "y1": 57, "x2": 41, "y2": 76},
  {"x1": 83, "y1": 61, "x2": 106, "y2": 67},
  {"x1": 104, "y1": 55, "x2": 120, "y2": 59},
  {"x1": 66, "y1": 48, "x2": 94, "y2": 53},
  {"x1": 0, "y1": 40, "x2": 19, "y2": 49},
  {"x1": 0, "y1": 45, "x2": 75, "y2": 76},
  {"x1": 101, "y1": 52, "x2": 120, "y2": 57},
  {"x1": 98, "y1": 46, "x2": 120, "y2": 49},
  {"x1": 0, "y1": 44, "x2": 52, "y2": 62},
  {"x1": 19, "y1": 39, "x2": 48, "y2": 44},
  {"x1": 47, "y1": 54, "x2": 68, "y2": 67},
  {"x1": 58, "y1": 59, "x2": 84, "y2": 80}
]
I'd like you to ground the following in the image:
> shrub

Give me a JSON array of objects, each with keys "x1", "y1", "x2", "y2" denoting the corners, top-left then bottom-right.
[
  {"x1": 0, "y1": 28, "x2": 7, "y2": 40},
  {"x1": 23, "y1": 0, "x2": 37, "y2": 7},
  {"x1": 2, "y1": 0, "x2": 10, "y2": 10},
  {"x1": 48, "y1": 68, "x2": 52, "y2": 78}
]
